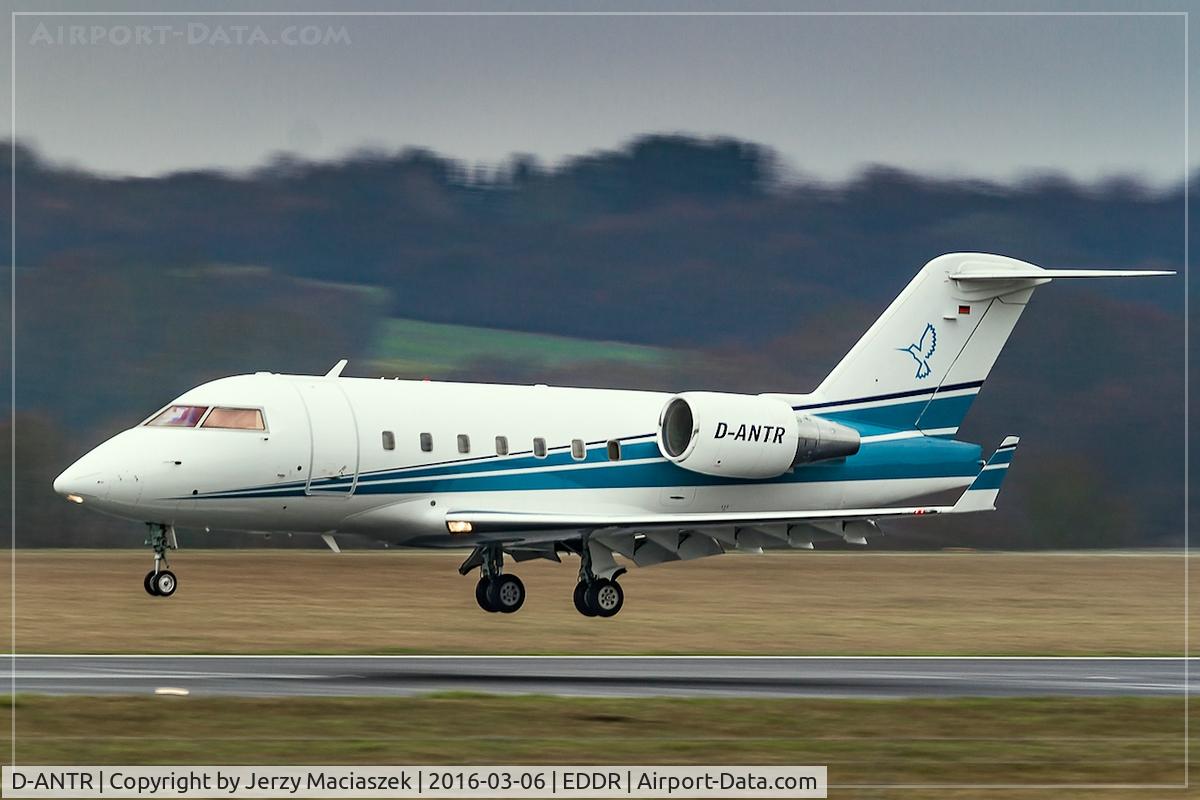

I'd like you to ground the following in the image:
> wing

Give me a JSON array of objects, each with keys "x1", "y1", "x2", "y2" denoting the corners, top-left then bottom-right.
[
  {"x1": 450, "y1": 502, "x2": 934, "y2": 577},
  {"x1": 449, "y1": 502, "x2": 947, "y2": 535}
]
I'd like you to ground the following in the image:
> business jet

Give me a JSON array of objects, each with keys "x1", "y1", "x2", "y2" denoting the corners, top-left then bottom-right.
[{"x1": 53, "y1": 253, "x2": 1171, "y2": 616}]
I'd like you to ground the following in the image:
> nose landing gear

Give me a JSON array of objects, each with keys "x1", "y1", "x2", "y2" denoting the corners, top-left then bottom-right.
[{"x1": 143, "y1": 523, "x2": 178, "y2": 598}]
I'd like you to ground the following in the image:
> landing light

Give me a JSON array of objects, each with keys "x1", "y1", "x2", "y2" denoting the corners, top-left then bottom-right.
[
  {"x1": 66, "y1": 494, "x2": 84, "y2": 505},
  {"x1": 447, "y1": 520, "x2": 473, "y2": 535}
]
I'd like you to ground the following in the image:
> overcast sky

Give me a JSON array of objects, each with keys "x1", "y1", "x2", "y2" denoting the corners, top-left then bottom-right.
[{"x1": 4, "y1": 4, "x2": 1193, "y2": 183}]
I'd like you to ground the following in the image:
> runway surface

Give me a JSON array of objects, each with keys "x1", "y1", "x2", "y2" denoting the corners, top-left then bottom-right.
[{"x1": 3, "y1": 656, "x2": 1191, "y2": 699}]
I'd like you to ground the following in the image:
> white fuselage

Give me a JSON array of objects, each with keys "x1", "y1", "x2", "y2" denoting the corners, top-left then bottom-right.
[{"x1": 52, "y1": 372, "x2": 982, "y2": 546}]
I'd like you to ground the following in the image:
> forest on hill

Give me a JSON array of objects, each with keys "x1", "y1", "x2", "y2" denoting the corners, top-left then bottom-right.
[{"x1": 0, "y1": 135, "x2": 1189, "y2": 548}]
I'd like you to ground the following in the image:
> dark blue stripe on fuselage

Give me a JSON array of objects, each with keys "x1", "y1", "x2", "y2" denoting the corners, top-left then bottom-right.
[
  {"x1": 330, "y1": 390, "x2": 979, "y2": 489},
  {"x1": 194, "y1": 435, "x2": 982, "y2": 500},
  {"x1": 187, "y1": 386, "x2": 986, "y2": 500},
  {"x1": 793, "y1": 380, "x2": 984, "y2": 411}
]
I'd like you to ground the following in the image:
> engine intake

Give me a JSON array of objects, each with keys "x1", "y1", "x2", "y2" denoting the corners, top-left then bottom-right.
[{"x1": 657, "y1": 392, "x2": 860, "y2": 479}]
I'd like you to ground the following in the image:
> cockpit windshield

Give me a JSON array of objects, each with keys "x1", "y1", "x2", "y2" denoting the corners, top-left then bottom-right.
[
  {"x1": 146, "y1": 405, "x2": 208, "y2": 427},
  {"x1": 201, "y1": 408, "x2": 265, "y2": 430},
  {"x1": 144, "y1": 405, "x2": 266, "y2": 430}
]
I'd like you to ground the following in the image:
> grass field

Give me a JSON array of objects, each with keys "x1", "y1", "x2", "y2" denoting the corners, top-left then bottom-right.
[
  {"x1": 0, "y1": 694, "x2": 1189, "y2": 798},
  {"x1": 369, "y1": 317, "x2": 681, "y2": 376},
  {"x1": 2, "y1": 550, "x2": 1190, "y2": 655}
]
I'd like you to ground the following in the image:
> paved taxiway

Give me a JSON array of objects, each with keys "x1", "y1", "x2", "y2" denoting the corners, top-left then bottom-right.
[{"x1": 3, "y1": 656, "x2": 1191, "y2": 698}]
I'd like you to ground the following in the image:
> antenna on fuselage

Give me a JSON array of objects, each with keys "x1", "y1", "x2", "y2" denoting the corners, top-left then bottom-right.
[{"x1": 324, "y1": 359, "x2": 348, "y2": 378}]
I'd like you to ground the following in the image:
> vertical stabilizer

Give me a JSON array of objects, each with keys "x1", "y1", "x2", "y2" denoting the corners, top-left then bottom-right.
[{"x1": 794, "y1": 253, "x2": 1170, "y2": 435}]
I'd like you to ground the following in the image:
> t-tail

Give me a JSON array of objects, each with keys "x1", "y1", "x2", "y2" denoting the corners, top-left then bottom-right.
[{"x1": 788, "y1": 253, "x2": 1172, "y2": 436}]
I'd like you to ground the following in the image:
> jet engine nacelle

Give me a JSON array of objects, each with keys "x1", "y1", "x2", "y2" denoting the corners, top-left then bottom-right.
[{"x1": 657, "y1": 391, "x2": 861, "y2": 479}]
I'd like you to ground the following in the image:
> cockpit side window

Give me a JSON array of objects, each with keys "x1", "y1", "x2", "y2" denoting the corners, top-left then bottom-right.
[
  {"x1": 146, "y1": 405, "x2": 209, "y2": 427},
  {"x1": 201, "y1": 407, "x2": 266, "y2": 431}
]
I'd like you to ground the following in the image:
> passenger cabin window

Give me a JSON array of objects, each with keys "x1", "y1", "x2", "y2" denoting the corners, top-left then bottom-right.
[
  {"x1": 571, "y1": 439, "x2": 586, "y2": 461},
  {"x1": 533, "y1": 437, "x2": 547, "y2": 458},
  {"x1": 607, "y1": 440, "x2": 622, "y2": 461},
  {"x1": 457, "y1": 434, "x2": 471, "y2": 454},
  {"x1": 201, "y1": 407, "x2": 266, "y2": 431},
  {"x1": 147, "y1": 405, "x2": 208, "y2": 427},
  {"x1": 420, "y1": 433, "x2": 433, "y2": 452},
  {"x1": 382, "y1": 431, "x2": 395, "y2": 451},
  {"x1": 495, "y1": 436, "x2": 509, "y2": 456}
]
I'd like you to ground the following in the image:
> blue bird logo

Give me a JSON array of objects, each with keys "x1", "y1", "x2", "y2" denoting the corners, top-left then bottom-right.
[{"x1": 898, "y1": 323, "x2": 937, "y2": 379}]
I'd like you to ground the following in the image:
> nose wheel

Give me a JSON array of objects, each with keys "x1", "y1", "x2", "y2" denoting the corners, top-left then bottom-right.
[{"x1": 143, "y1": 523, "x2": 179, "y2": 598}]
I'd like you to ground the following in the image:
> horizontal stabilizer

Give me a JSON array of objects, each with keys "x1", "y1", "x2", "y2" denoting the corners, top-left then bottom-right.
[
  {"x1": 951, "y1": 267, "x2": 1174, "y2": 280},
  {"x1": 952, "y1": 436, "x2": 1020, "y2": 513}
]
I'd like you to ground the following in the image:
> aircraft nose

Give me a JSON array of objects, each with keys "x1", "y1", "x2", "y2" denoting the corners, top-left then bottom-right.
[
  {"x1": 52, "y1": 452, "x2": 109, "y2": 502},
  {"x1": 53, "y1": 431, "x2": 153, "y2": 511}
]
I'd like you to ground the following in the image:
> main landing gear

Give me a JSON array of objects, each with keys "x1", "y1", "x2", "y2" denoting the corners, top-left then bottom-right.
[
  {"x1": 460, "y1": 541, "x2": 625, "y2": 616},
  {"x1": 572, "y1": 578, "x2": 624, "y2": 617},
  {"x1": 573, "y1": 541, "x2": 625, "y2": 617},
  {"x1": 474, "y1": 545, "x2": 526, "y2": 614},
  {"x1": 143, "y1": 523, "x2": 178, "y2": 598}
]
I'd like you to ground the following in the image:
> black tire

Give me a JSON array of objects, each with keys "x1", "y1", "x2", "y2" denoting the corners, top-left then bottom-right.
[
  {"x1": 153, "y1": 569, "x2": 177, "y2": 597},
  {"x1": 585, "y1": 578, "x2": 624, "y2": 618},
  {"x1": 573, "y1": 581, "x2": 597, "y2": 617},
  {"x1": 143, "y1": 570, "x2": 159, "y2": 596},
  {"x1": 487, "y1": 574, "x2": 525, "y2": 614},
  {"x1": 476, "y1": 578, "x2": 498, "y2": 612}
]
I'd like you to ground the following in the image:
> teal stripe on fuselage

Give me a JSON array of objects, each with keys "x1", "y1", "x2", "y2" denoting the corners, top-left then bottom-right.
[
  {"x1": 342, "y1": 391, "x2": 978, "y2": 488},
  {"x1": 348, "y1": 436, "x2": 982, "y2": 497},
  {"x1": 821, "y1": 392, "x2": 976, "y2": 433},
  {"x1": 192, "y1": 435, "x2": 982, "y2": 500},
  {"x1": 189, "y1": 390, "x2": 985, "y2": 500}
]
